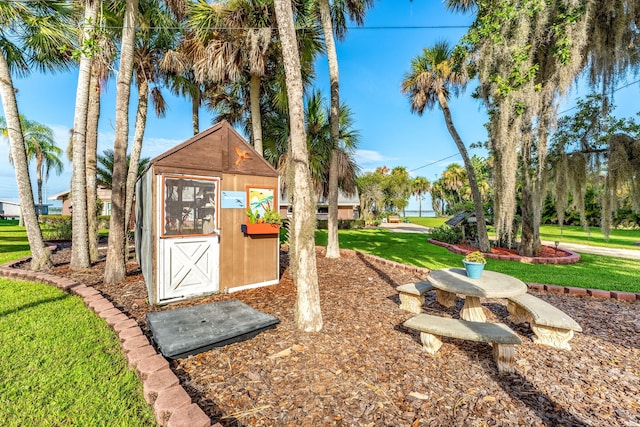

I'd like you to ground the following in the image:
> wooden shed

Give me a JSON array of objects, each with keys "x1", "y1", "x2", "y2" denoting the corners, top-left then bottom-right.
[{"x1": 135, "y1": 121, "x2": 280, "y2": 305}]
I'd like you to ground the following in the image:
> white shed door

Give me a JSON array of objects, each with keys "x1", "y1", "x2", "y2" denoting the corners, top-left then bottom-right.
[
  {"x1": 158, "y1": 237, "x2": 219, "y2": 302},
  {"x1": 157, "y1": 174, "x2": 220, "y2": 303}
]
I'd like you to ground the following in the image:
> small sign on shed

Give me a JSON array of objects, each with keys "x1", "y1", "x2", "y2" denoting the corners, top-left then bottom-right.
[{"x1": 135, "y1": 121, "x2": 281, "y2": 305}]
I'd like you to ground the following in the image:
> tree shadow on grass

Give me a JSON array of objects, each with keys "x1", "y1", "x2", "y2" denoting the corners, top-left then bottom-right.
[{"x1": 0, "y1": 294, "x2": 69, "y2": 318}]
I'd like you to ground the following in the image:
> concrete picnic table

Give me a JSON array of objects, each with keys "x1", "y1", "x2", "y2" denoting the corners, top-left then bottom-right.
[{"x1": 427, "y1": 268, "x2": 528, "y2": 322}]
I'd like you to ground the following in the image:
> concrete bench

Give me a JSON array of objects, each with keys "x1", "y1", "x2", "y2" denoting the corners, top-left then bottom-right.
[
  {"x1": 397, "y1": 281, "x2": 434, "y2": 313},
  {"x1": 388, "y1": 215, "x2": 401, "y2": 223},
  {"x1": 403, "y1": 314, "x2": 521, "y2": 373},
  {"x1": 507, "y1": 293, "x2": 582, "y2": 350}
]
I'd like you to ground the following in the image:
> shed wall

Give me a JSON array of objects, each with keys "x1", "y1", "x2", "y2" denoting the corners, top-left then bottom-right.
[
  {"x1": 220, "y1": 173, "x2": 280, "y2": 291},
  {"x1": 135, "y1": 170, "x2": 155, "y2": 302}
]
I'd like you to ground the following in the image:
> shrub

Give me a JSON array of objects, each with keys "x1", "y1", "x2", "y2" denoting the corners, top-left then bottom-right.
[
  {"x1": 316, "y1": 219, "x2": 364, "y2": 230},
  {"x1": 39, "y1": 215, "x2": 72, "y2": 240},
  {"x1": 430, "y1": 224, "x2": 462, "y2": 244}
]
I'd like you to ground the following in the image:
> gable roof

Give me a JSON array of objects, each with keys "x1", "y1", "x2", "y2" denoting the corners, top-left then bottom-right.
[{"x1": 148, "y1": 121, "x2": 278, "y2": 178}]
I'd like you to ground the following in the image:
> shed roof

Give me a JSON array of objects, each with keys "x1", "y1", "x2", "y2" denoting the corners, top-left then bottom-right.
[
  {"x1": 148, "y1": 121, "x2": 278, "y2": 178},
  {"x1": 445, "y1": 210, "x2": 475, "y2": 227}
]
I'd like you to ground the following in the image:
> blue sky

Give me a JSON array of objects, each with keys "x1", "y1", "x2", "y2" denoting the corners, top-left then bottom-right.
[{"x1": 1, "y1": 1, "x2": 638, "y2": 210}]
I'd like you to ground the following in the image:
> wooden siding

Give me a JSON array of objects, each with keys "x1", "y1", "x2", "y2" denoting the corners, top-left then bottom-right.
[{"x1": 220, "y1": 173, "x2": 279, "y2": 291}]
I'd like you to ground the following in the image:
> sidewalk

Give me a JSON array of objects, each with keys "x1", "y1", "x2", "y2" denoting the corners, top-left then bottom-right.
[
  {"x1": 541, "y1": 241, "x2": 640, "y2": 260},
  {"x1": 378, "y1": 222, "x2": 640, "y2": 260}
]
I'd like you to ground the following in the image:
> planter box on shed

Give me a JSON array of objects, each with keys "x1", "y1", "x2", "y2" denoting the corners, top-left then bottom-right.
[{"x1": 135, "y1": 121, "x2": 280, "y2": 305}]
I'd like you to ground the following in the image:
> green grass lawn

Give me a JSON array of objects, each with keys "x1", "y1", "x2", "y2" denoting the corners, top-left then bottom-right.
[
  {"x1": 539, "y1": 224, "x2": 640, "y2": 250},
  {"x1": 0, "y1": 221, "x2": 156, "y2": 426},
  {"x1": 406, "y1": 216, "x2": 450, "y2": 228},
  {"x1": 316, "y1": 228, "x2": 640, "y2": 293}
]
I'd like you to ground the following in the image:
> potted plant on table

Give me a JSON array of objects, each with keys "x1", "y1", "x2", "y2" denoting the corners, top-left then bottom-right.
[{"x1": 462, "y1": 251, "x2": 486, "y2": 279}]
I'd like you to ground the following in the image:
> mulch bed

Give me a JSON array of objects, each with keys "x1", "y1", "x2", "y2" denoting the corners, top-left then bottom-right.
[
  {"x1": 26, "y1": 244, "x2": 640, "y2": 426},
  {"x1": 456, "y1": 243, "x2": 562, "y2": 258}
]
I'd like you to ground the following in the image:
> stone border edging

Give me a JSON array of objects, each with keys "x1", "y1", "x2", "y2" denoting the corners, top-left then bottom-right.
[
  {"x1": 428, "y1": 238, "x2": 581, "y2": 264},
  {"x1": 315, "y1": 246, "x2": 639, "y2": 302},
  {"x1": 0, "y1": 252, "x2": 216, "y2": 427}
]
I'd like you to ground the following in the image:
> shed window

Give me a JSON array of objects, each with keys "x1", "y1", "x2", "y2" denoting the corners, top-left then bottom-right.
[{"x1": 162, "y1": 175, "x2": 218, "y2": 237}]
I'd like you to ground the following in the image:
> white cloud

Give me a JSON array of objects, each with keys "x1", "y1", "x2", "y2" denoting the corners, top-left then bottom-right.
[
  {"x1": 355, "y1": 149, "x2": 387, "y2": 164},
  {"x1": 141, "y1": 137, "x2": 184, "y2": 159}
]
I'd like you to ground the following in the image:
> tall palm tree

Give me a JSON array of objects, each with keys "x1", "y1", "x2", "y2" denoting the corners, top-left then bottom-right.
[
  {"x1": 402, "y1": 41, "x2": 490, "y2": 253},
  {"x1": 22, "y1": 118, "x2": 64, "y2": 213},
  {"x1": 3, "y1": 116, "x2": 64, "y2": 212},
  {"x1": 0, "y1": 0, "x2": 74, "y2": 270},
  {"x1": 411, "y1": 176, "x2": 431, "y2": 217},
  {"x1": 314, "y1": 0, "x2": 374, "y2": 258},
  {"x1": 188, "y1": 0, "x2": 275, "y2": 156},
  {"x1": 441, "y1": 163, "x2": 466, "y2": 204},
  {"x1": 273, "y1": 0, "x2": 323, "y2": 332},
  {"x1": 263, "y1": 89, "x2": 360, "y2": 199},
  {"x1": 124, "y1": 0, "x2": 176, "y2": 251},
  {"x1": 104, "y1": 0, "x2": 139, "y2": 285},
  {"x1": 70, "y1": 0, "x2": 100, "y2": 270}
]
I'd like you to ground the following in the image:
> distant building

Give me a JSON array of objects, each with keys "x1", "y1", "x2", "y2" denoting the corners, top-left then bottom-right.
[
  {"x1": 0, "y1": 200, "x2": 21, "y2": 219},
  {"x1": 49, "y1": 186, "x2": 113, "y2": 216},
  {"x1": 279, "y1": 190, "x2": 360, "y2": 220}
]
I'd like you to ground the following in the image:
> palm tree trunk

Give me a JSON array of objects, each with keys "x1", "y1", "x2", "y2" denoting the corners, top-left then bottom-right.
[
  {"x1": 249, "y1": 73, "x2": 263, "y2": 156},
  {"x1": 70, "y1": 0, "x2": 98, "y2": 269},
  {"x1": 319, "y1": 0, "x2": 341, "y2": 259},
  {"x1": 105, "y1": 0, "x2": 138, "y2": 285},
  {"x1": 274, "y1": 0, "x2": 323, "y2": 332},
  {"x1": 192, "y1": 90, "x2": 200, "y2": 135},
  {"x1": 124, "y1": 79, "x2": 149, "y2": 253},
  {"x1": 36, "y1": 164, "x2": 43, "y2": 214},
  {"x1": 0, "y1": 53, "x2": 51, "y2": 270},
  {"x1": 86, "y1": 62, "x2": 101, "y2": 262},
  {"x1": 437, "y1": 92, "x2": 490, "y2": 253}
]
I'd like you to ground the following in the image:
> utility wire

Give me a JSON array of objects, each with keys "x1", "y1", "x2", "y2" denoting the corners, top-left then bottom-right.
[
  {"x1": 409, "y1": 152, "x2": 460, "y2": 173},
  {"x1": 558, "y1": 78, "x2": 640, "y2": 115}
]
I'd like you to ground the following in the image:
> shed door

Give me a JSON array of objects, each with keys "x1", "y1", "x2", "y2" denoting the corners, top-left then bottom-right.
[{"x1": 158, "y1": 174, "x2": 220, "y2": 302}]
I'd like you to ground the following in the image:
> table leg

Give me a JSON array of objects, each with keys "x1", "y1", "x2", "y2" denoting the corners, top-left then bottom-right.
[
  {"x1": 460, "y1": 296, "x2": 486, "y2": 322},
  {"x1": 435, "y1": 289, "x2": 457, "y2": 308}
]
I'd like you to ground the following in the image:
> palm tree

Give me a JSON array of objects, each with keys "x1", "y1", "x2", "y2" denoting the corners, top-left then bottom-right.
[
  {"x1": 441, "y1": 163, "x2": 466, "y2": 205},
  {"x1": 262, "y1": 90, "x2": 360, "y2": 215},
  {"x1": 124, "y1": 0, "x2": 177, "y2": 254},
  {"x1": 104, "y1": 0, "x2": 138, "y2": 285},
  {"x1": 402, "y1": 40, "x2": 490, "y2": 253},
  {"x1": 0, "y1": 0, "x2": 74, "y2": 270},
  {"x1": 21, "y1": 118, "x2": 64, "y2": 213},
  {"x1": 70, "y1": 0, "x2": 100, "y2": 270},
  {"x1": 96, "y1": 149, "x2": 150, "y2": 189},
  {"x1": 430, "y1": 180, "x2": 446, "y2": 215},
  {"x1": 314, "y1": 0, "x2": 374, "y2": 258},
  {"x1": 273, "y1": 0, "x2": 323, "y2": 332},
  {"x1": 411, "y1": 176, "x2": 431, "y2": 217},
  {"x1": 188, "y1": 0, "x2": 275, "y2": 156}
]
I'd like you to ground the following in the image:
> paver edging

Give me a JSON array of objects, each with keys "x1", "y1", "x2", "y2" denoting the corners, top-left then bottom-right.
[{"x1": 427, "y1": 238, "x2": 581, "y2": 264}]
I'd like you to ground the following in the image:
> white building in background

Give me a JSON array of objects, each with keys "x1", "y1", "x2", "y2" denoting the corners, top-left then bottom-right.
[
  {"x1": 279, "y1": 190, "x2": 360, "y2": 220},
  {"x1": 0, "y1": 200, "x2": 21, "y2": 219}
]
